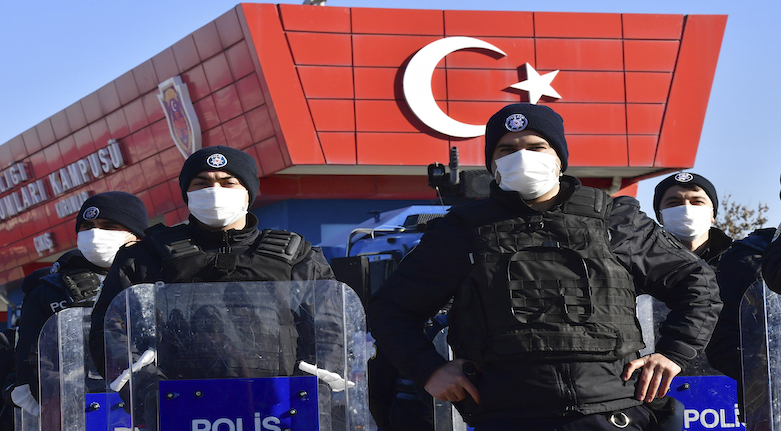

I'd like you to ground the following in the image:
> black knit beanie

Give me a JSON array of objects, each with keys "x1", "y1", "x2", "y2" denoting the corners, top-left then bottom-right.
[
  {"x1": 653, "y1": 172, "x2": 719, "y2": 220},
  {"x1": 75, "y1": 191, "x2": 148, "y2": 238},
  {"x1": 178, "y1": 146, "x2": 260, "y2": 205},
  {"x1": 484, "y1": 103, "x2": 568, "y2": 173}
]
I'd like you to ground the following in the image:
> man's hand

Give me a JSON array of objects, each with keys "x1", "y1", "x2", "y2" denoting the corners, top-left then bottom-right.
[
  {"x1": 423, "y1": 359, "x2": 481, "y2": 404},
  {"x1": 621, "y1": 353, "x2": 682, "y2": 402}
]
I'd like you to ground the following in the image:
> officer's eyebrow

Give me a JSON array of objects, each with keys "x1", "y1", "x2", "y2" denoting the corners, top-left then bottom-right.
[{"x1": 192, "y1": 173, "x2": 237, "y2": 181}]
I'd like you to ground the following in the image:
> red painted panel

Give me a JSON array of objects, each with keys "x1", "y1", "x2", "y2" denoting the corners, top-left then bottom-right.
[
  {"x1": 18, "y1": 212, "x2": 37, "y2": 242},
  {"x1": 131, "y1": 127, "x2": 157, "y2": 161},
  {"x1": 444, "y1": 37, "x2": 534, "y2": 70},
  {"x1": 81, "y1": 92, "x2": 103, "y2": 124},
  {"x1": 214, "y1": 84, "x2": 244, "y2": 123},
  {"x1": 444, "y1": 10, "x2": 534, "y2": 37},
  {"x1": 567, "y1": 135, "x2": 628, "y2": 167},
  {"x1": 628, "y1": 135, "x2": 658, "y2": 167},
  {"x1": 241, "y1": 3, "x2": 325, "y2": 166},
  {"x1": 279, "y1": 4, "x2": 351, "y2": 33},
  {"x1": 299, "y1": 175, "x2": 375, "y2": 198},
  {"x1": 624, "y1": 40, "x2": 679, "y2": 72},
  {"x1": 356, "y1": 100, "x2": 419, "y2": 133},
  {"x1": 216, "y1": 7, "x2": 244, "y2": 48},
  {"x1": 656, "y1": 15, "x2": 727, "y2": 168},
  {"x1": 240, "y1": 144, "x2": 263, "y2": 178},
  {"x1": 88, "y1": 119, "x2": 111, "y2": 152},
  {"x1": 450, "y1": 136, "x2": 486, "y2": 167},
  {"x1": 150, "y1": 119, "x2": 174, "y2": 153},
  {"x1": 194, "y1": 95, "x2": 221, "y2": 132},
  {"x1": 203, "y1": 126, "x2": 228, "y2": 148},
  {"x1": 159, "y1": 146, "x2": 184, "y2": 181},
  {"x1": 97, "y1": 81, "x2": 121, "y2": 114},
  {"x1": 551, "y1": 71, "x2": 624, "y2": 103},
  {"x1": 135, "y1": 190, "x2": 154, "y2": 220},
  {"x1": 149, "y1": 181, "x2": 177, "y2": 215},
  {"x1": 354, "y1": 67, "x2": 446, "y2": 101},
  {"x1": 550, "y1": 103, "x2": 627, "y2": 135},
  {"x1": 375, "y1": 175, "x2": 435, "y2": 199},
  {"x1": 623, "y1": 14, "x2": 683, "y2": 40},
  {"x1": 257, "y1": 176, "x2": 300, "y2": 200},
  {"x1": 166, "y1": 179, "x2": 185, "y2": 210},
  {"x1": 223, "y1": 115, "x2": 253, "y2": 150},
  {"x1": 626, "y1": 104, "x2": 664, "y2": 135},
  {"x1": 133, "y1": 59, "x2": 159, "y2": 94},
  {"x1": 182, "y1": 65, "x2": 211, "y2": 102},
  {"x1": 535, "y1": 12, "x2": 622, "y2": 38},
  {"x1": 447, "y1": 101, "x2": 526, "y2": 134},
  {"x1": 152, "y1": 48, "x2": 180, "y2": 84},
  {"x1": 0, "y1": 139, "x2": 12, "y2": 163},
  {"x1": 124, "y1": 99, "x2": 149, "y2": 134},
  {"x1": 105, "y1": 110, "x2": 130, "y2": 140},
  {"x1": 625, "y1": 72, "x2": 672, "y2": 103},
  {"x1": 57, "y1": 135, "x2": 78, "y2": 166},
  {"x1": 73, "y1": 127, "x2": 96, "y2": 159},
  {"x1": 319, "y1": 132, "x2": 356, "y2": 164},
  {"x1": 65, "y1": 102, "x2": 87, "y2": 133},
  {"x1": 298, "y1": 66, "x2": 354, "y2": 99},
  {"x1": 254, "y1": 136, "x2": 287, "y2": 175},
  {"x1": 27, "y1": 150, "x2": 46, "y2": 179},
  {"x1": 226, "y1": 40, "x2": 255, "y2": 80},
  {"x1": 173, "y1": 35, "x2": 200, "y2": 74},
  {"x1": 164, "y1": 209, "x2": 182, "y2": 227},
  {"x1": 245, "y1": 105, "x2": 276, "y2": 145},
  {"x1": 614, "y1": 181, "x2": 639, "y2": 198},
  {"x1": 203, "y1": 53, "x2": 234, "y2": 93},
  {"x1": 142, "y1": 92, "x2": 165, "y2": 124},
  {"x1": 138, "y1": 155, "x2": 165, "y2": 188},
  {"x1": 104, "y1": 170, "x2": 126, "y2": 195},
  {"x1": 357, "y1": 132, "x2": 448, "y2": 165},
  {"x1": 11, "y1": 134, "x2": 29, "y2": 161},
  {"x1": 536, "y1": 39, "x2": 624, "y2": 71},
  {"x1": 446, "y1": 69, "x2": 527, "y2": 102},
  {"x1": 352, "y1": 7, "x2": 443, "y2": 35},
  {"x1": 50, "y1": 110, "x2": 72, "y2": 141},
  {"x1": 353, "y1": 35, "x2": 441, "y2": 68},
  {"x1": 309, "y1": 100, "x2": 355, "y2": 131},
  {"x1": 43, "y1": 143, "x2": 63, "y2": 174},
  {"x1": 35, "y1": 120, "x2": 56, "y2": 148},
  {"x1": 121, "y1": 163, "x2": 147, "y2": 194},
  {"x1": 115, "y1": 70, "x2": 141, "y2": 106},
  {"x1": 31, "y1": 205, "x2": 51, "y2": 236},
  {"x1": 123, "y1": 133, "x2": 139, "y2": 164},
  {"x1": 193, "y1": 22, "x2": 223, "y2": 61},
  {"x1": 288, "y1": 33, "x2": 352, "y2": 66},
  {"x1": 236, "y1": 74, "x2": 266, "y2": 111}
]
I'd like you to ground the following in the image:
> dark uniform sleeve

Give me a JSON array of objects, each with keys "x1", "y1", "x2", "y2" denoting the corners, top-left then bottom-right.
[
  {"x1": 762, "y1": 232, "x2": 781, "y2": 293},
  {"x1": 368, "y1": 216, "x2": 472, "y2": 387},
  {"x1": 608, "y1": 196, "x2": 722, "y2": 368},
  {"x1": 14, "y1": 288, "x2": 51, "y2": 396}
]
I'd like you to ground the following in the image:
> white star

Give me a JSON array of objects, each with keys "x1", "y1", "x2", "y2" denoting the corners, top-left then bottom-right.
[{"x1": 510, "y1": 63, "x2": 561, "y2": 104}]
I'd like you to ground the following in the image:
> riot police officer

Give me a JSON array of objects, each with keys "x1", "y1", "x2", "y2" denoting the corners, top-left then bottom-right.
[
  {"x1": 12, "y1": 191, "x2": 147, "y2": 415},
  {"x1": 368, "y1": 103, "x2": 722, "y2": 430}
]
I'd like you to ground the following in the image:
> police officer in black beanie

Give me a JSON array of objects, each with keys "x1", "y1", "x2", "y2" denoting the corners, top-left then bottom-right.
[
  {"x1": 88, "y1": 146, "x2": 337, "y2": 427},
  {"x1": 369, "y1": 103, "x2": 722, "y2": 430},
  {"x1": 12, "y1": 191, "x2": 147, "y2": 414}
]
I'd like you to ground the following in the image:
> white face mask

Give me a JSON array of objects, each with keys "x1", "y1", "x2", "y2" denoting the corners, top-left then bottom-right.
[
  {"x1": 77, "y1": 229, "x2": 132, "y2": 268},
  {"x1": 494, "y1": 149, "x2": 561, "y2": 199},
  {"x1": 660, "y1": 205, "x2": 713, "y2": 242},
  {"x1": 187, "y1": 187, "x2": 248, "y2": 228}
]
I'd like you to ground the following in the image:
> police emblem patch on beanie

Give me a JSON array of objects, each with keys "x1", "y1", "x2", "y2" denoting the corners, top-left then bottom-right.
[
  {"x1": 206, "y1": 153, "x2": 228, "y2": 168},
  {"x1": 674, "y1": 172, "x2": 694, "y2": 183},
  {"x1": 82, "y1": 206, "x2": 100, "y2": 220},
  {"x1": 51, "y1": 262, "x2": 60, "y2": 274},
  {"x1": 505, "y1": 114, "x2": 528, "y2": 132}
]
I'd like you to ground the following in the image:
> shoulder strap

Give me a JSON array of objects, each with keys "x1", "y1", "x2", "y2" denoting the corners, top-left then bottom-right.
[
  {"x1": 143, "y1": 224, "x2": 200, "y2": 262},
  {"x1": 562, "y1": 186, "x2": 611, "y2": 220},
  {"x1": 256, "y1": 229, "x2": 310, "y2": 266}
]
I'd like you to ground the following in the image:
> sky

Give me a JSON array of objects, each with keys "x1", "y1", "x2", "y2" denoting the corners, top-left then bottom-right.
[{"x1": 1, "y1": 0, "x2": 780, "y2": 233}]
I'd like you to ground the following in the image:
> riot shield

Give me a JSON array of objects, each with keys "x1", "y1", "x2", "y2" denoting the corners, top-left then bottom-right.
[
  {"x1": 102, "y1": 280, "x2": 374, "y2": 431},
  {"x1": 33, "y1": 307, "x2": 129, "y2": 431},
  {"x1": 740, "y1": 279, "x2": 781, "y2": 431}
]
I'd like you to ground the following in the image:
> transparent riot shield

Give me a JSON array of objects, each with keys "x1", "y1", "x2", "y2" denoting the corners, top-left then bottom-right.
[
  {"x1": 102, "y1": 281, "x2": 373, "y2": 431},
  {"x1": 740, "y1": 279, "x2": 781, "y2": 431},
  {"x1": 14, "y1": 405, "x2": 38, "y2": 431},
  {"x1": 431, "y1": 328, "x2": 467, "y2": 431},
  {"x1": 33, "y1": 307, "x2": 130, "y2": 431}
]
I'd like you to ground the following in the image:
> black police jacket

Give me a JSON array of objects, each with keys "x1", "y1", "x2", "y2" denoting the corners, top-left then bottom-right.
[
  {"x1": 15, "y1": 250, "x2": 106, "y2": 398},
  {"x1": 88, "y1": 213, "x2": 336, "y2": 377},
  {"x1": 368, "y1": 176, "x2": 722, "y2": 422}
]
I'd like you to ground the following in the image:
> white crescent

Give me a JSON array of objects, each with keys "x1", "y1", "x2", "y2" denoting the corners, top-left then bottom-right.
[{"x1": 403, "y1": 37, "x2": 506, "y2": 138}]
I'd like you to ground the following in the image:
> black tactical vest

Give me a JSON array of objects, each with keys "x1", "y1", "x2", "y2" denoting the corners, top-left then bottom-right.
[
  {"x1": 448, "y1": 187, "x2": 645, "y2": 366},
  {"x1": 142, "y1": 224, "x2": 311, "y2": 377}
]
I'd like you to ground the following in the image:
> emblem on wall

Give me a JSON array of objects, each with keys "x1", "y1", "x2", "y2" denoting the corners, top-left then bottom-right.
[{"x1": 158, "y1": 76, "x2": 202, "y2": 159}]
